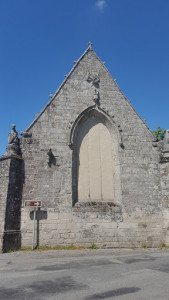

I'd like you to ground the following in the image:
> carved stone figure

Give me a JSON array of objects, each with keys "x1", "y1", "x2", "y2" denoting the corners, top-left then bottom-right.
[
  {"x1": 92, "y1": 88, "x2": 99, "y2": 104},
  {"x1": 8, "y1": 124, "x2": 19, "y2": 145},
  {"x1": 164, "y1": 129, "x2": 169, "y2": 152},
  {"x1": 6, "y1": 124, "x2": 20, "y2": 155},
  {"x1": 20, "y1": 131, "x2": 32, "y2": 138},
  {"x1": 87, "y1": 72, "x2": 100, "y2": 85},
  {"x1": 47, "y1": 149, "x2": 56, "y2": 167}
]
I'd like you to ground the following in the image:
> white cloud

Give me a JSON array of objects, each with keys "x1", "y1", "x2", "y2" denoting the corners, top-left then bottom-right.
[{"x1": 96, "y1": 0, "x2": 107, "y2": 12}]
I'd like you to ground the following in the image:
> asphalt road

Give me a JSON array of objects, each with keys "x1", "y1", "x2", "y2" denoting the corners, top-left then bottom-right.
[{"x1": 0, "y1": 249, "x2": 169, "y2": 299}]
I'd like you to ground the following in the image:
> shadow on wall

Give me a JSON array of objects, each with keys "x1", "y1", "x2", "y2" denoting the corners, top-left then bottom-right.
[
  {"x1": 30, "y1": 209, "x2": 48, "y2": 248},
  {"x1": 3, "y1": 146, "x2": 25, "y2": 253}
]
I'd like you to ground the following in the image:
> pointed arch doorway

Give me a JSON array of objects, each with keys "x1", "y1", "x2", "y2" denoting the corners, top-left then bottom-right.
[
  {"x1": 77, "y1": 116, "x2": 114, "y2": 201},
  {"x1": 71, "y1": 108, "x2": 119, "y2": 206}
]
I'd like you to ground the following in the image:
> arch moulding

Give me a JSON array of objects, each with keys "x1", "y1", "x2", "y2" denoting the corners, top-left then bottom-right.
[{"x1": 68, "y1": 105, "x2": 123, "y2": 149}]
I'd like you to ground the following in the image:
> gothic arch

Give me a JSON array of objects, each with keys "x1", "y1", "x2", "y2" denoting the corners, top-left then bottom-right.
[{"x1": 70, "y1": 106, "x2": 121, "y2": 206}]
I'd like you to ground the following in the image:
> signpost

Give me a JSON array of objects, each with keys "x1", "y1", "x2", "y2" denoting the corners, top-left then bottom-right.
[
  {"x1": 25, "y1": 201, "x2": 42, "y2": 208},
  {"x1": 25, "y1": 201, "x2": 42, "y2": 250}
]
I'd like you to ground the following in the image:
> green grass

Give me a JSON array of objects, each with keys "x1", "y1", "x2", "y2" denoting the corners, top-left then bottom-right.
[
  {"x1": 6, "y1": 243, "x2": 99, "y2": 253},
  {"x1": 142, "y1": 244, "x2": 147, "y2": 249},
  {"x1": 88, "y1": 243, "x2": 98, "y2": 250},
  {"x1": 159, "y1": 243, "x2": 169, "y2": 249},
  {"x1": 7, "y1": 244, "x2": 87, "y2": 253}
]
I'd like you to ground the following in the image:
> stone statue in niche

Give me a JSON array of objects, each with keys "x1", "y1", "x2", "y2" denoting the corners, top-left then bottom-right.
[
  {"x1": 87, "y1": 72, "x2": 100, "y2": 86},
  {"x1": 163, "y1": 129, "x2": 169, "y2": 152}
]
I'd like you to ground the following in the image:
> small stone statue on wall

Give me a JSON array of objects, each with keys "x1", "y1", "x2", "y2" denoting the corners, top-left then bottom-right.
[
  {"x1": 164, "y1": 129, "x2": 169, "y2": 152},
  {"x1": 8, "y1": 124, "x2": 19, "y2": 145},
  {"x1": 92, "y1": 88, "x2": 99, "y2": 105},
  {"x1": 87, "y1": 71, "x2": 100, "y2": 105},
  {"x1": 47, "y1": 149, "x2": 56, "y2": 167},
  {"x1": 87, "y1": 72, "x2": 100, "y2": 86},
  {"x1": 6, "y1": 124, "x2": 20, "y2": 155}
]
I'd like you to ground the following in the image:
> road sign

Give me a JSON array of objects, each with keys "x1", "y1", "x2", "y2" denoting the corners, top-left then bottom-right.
[
  {"x1": 25, "y1": 200, "x2": 42, "y2": 207},
  {"x1": 24, "y1": 200, "x2": 42, "y2": 250}
]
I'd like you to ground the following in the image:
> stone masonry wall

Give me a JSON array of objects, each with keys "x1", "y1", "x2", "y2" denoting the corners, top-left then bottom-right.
[
  {"x1": 160, "y1": 152, "x2": 169, "y2": 245},
  {"x1": 0, "y1": 158, "x2": 10, "y2": 251},
  {"x1": 16, "y1": 47, "x2": 167, "y2": 248},
  {"x1": 0, "y1": 155, "x2": 24, "y2": 252}
]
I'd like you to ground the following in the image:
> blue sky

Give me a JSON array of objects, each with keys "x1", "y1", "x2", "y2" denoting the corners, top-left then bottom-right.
[{"x1": 0, "y1": 0, "x2": 169, "y2": 156}]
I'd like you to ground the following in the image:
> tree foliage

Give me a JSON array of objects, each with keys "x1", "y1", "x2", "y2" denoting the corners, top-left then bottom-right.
[{"x1": 153, "y1": 127, "x2": 166, "y2": 141}]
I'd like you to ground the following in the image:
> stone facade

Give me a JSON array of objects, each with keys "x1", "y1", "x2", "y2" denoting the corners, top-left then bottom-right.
[{"x1": 1, "y1": 44, "x2": 169, "y2": 252}]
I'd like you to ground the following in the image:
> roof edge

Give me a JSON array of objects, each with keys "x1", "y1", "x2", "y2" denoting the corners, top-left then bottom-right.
[
  {"x1": 25, "y1": 45, "x2": 93, "y2": 132},
  {"x1": 113, "y1": 81, "x2": 156, "y2": 139},
  {"x1": 24, "y1": 44, "x2": 155, "y2": 140},
  {"x1": 92, "y1": 53, "x2": 156, "y2": 140}
]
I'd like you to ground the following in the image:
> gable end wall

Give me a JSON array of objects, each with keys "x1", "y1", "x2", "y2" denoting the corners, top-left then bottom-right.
[{"x1": 1, "y1": 48, "x2": 167, "y2": 250}]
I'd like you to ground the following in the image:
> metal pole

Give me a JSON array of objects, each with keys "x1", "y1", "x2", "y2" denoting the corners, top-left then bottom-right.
[{"x1": 32, "y1": 207, "x2": 36, "y2": 250}]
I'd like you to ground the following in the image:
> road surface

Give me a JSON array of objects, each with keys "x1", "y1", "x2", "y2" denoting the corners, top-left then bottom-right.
[{"x1": 0, "y1": 249, "x2": 169, "y2": 299}]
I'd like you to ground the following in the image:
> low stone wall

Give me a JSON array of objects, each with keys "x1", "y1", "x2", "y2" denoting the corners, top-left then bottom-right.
[{"x1": 21, "y1": 208, "x2": 166, "y2": 249}]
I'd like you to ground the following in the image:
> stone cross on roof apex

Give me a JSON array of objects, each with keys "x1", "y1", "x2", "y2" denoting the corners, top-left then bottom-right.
[{"x1": 88, "y1": 41, "x2": 93, "y2": 49}]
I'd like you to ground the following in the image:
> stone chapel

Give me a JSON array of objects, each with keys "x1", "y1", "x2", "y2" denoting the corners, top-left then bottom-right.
[{"x1": 1, "y1": 43, "x2": 169, "y2": 252}]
